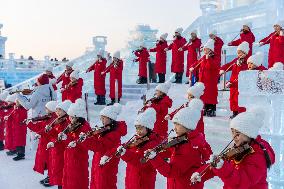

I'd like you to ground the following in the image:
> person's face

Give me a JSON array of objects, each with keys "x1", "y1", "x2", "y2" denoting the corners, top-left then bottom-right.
[
  {"x1": 209, "y1": 34, "x2": 215, "y2": 39},
  {"x1": 174, "y1": 123, "x2": 188, "y2": 137},
  {"x1": 237, "y1": 50, "x2": 246, "y2": 58},
  {"x1": 15, "y1": 100, "x2": 20, "y2": 106},
  {"x1": 231, "y1": 128, "x2": 251, "y2": 147},
  {"x1": 187, "y1": 93, "x2": 195, "y2": 101},
  {"x1": 97, "y1": 55, "x2": 102, "y2": 59},
  {"x1": 66, "y1": 66, "x2": 72, "y2": 72},
  {"x1": 135, "y1": 125, "x2": 148, "y2": 137},
  {"x1": 191, "y1": 33, "x2": 197, "y2": 39},
  {"x1": 160, "y1": 37, "x2": 165, "y2": 42},
  {"x1": 100, "y1": 115, "x2": 111, "y2": 126},
  {"x1": 46, "y1": 70, "x2": 52, "y2": 75},
  {"x1": 247, "y1": 62, "x2": 257, "y2": 70},
  {"x1": 174, "y1": 32, "x2": 180, "y2": 37},
  {"x1": 274, "y1": 25, "x2": 282, "y2": 32},
  {"x1": 204, "y1": 48, "x2": 211, "y2": 55},
  {"x1": 243, "y1": 25, "x2": 250, "y2": 32},
  {"x1": 155, "y1": 90, "x2": 164, "y2": 98},
  {"x1": 56, "y1": 108, "x2": 66, "y2": 117},
  {"x1": 113, "y1": 57, "x2": 119, "y2": 62},
  {"x1": 70, "y1": 77, "x2": 77, "y2": 82}
]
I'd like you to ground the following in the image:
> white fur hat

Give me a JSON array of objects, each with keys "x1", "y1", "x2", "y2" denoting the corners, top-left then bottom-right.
[
  {"x1": 172, "y1": 107, "x2": 201, "y2": 130},
  {"x1": 187, "y1": 98, "x2": 204, "y2": 112},
  {"x1": 67, "y1": 98, "x2": 87, "y2": 118},
  {"x1": 0, "y1": 91, "x2": 9, "y2": 101},
  {"x1": 209, "y1": 30, "x2": 217, "y2": 35},
  {"x1": 187, "y1": 82, "x2": 205, "y2": 98},
  {"x1": 45, "y1": 66, "x2": 53, "y2": 72},
  {"x1": 243, "y1": 22, "x2": 252, "y2": 29},
  {"x1": 230, "y1": 107, "x2": 265, "y2": 139},
  {"x1": 100, "y1": 103, "x2": 122, "y2": 121},
  {"x1": 66, "y1": 61, "x2": 74, "y2": 68},
  {"x1": 237, "y1": 41, "x2": 250, "y2": 54},
  {"x1": 191, "y1": 29, "x2": 198, "y2": 34},
  {"x1": 135, "y1": 108, "x2": 156, "y2": 129},
  {"x1": 155, "y1": 81, "x2": 171, "y2": 94},
  {"x1": 160, "y1": 33, "x2": 168, "y2": 40},
  {"x1": 203, "y1": 39, "x2": 215, "y2": 51},
  {"x1": 274, "y1": 20, "x2": 284, "y2": 28},
  {"x1": 70, "y1": 70, "x2": 80, "y2": 80},
  {"x1": 247, "y1": 52, "x2": 264, "y2": 67},
  {"x1": 6, "y1": 94, "x2": 17, "y2": 103},
  {"x1": 269, "y1": 62, "x2": 284, "y2": 70},
  {"x1": 113, "y1": 51, "x2": 121, "y2": 59},
  {"x1": 56, "y1": 100, "x2": 72, "y2": 113},
  {"x1": 97, "y1": 49, "x2": 104, "y2": 57},
  {"x1": 45, "y1": 101, "x2": 58, "y2": 112},
  {"x1": 175, "y1": 27, "x2": 183, "y2": 34}
]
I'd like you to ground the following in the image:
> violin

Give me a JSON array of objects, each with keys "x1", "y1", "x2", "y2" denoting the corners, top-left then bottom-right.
[
  {"x1": 0, "y1": 104, "x2": 14, "y2": 110},
  {"x1": 141, "y1": 134, "x2": 188, "y2": 163},
  {"x1": 9, "y1": 89, "x2": 33, "y2": 95},
  {"x1": 45, "y1": 114, "x2": 68, "y2": 133},
  {"x1": 22, "y1": 114, "x2": 53, "y2": 125},
  {"x1": 65, "y1": 80, "x2": 78, "y2": 89}
]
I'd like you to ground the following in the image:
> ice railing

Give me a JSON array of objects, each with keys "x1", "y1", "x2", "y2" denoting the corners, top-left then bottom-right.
[{"x1": 238, "y1": 70, "x2": 284, "y2": 188}]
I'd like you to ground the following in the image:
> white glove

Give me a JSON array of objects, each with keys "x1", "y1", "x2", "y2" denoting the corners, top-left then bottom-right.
[
  {"x1": 99, "y1": 155, "x2": 110, "y2": 166},
  {"x1": 226, "y1": 82, "x2": 232, "y2": 88},
  {"x1": 164, "y1": 115, "x2": 171, "y2": 121},
  {"x1": 144, "y1": 150, "x2": 157, "y2": 160},
  {"x1": 34, "y1": 134, "x2": 41, "y2": 140},
  {"x1": 280, "y1": 31, "x2": 284, "y2": 36},
  {"x1": 117, "y1": 145, "x2": 126, "y2": 156},
  {"x1": 189, "y1": 67, "x2": 194, "y2": 72},
  {"x1": 219, "y1": 70, "x2": 225, "y2": 75},
  {"x1": 47, "y1": 142, "x2": 54, "y2": 149},
  {"x1": 259, "y1": 42, "x2": 264, "y2": 47},
  {"x1": 190, "y1": 172, "x2": 201, "y2": 183},
  {"x1": 68, "y1": 141, "x2": 77, "y2": 148},
  {"x1": 178, "y1": 48, "x2": 183, "y2": 51},
  {"x1": 58, "y1": 132, "x2": 67, "y2": 141},
  {"x1": 79, "y1": 132, "x2": 87, "y2": 142},
  {"x1": 164, "y1": 48, "x2": 168, "y2": 51}
]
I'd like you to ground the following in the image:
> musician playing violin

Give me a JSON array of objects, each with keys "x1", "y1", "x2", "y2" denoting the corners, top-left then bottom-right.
[{"x1": 191, "y1": 107, "x2": 275, "y2": 189}]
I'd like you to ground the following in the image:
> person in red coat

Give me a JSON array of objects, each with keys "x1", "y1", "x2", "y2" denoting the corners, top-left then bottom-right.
[
  {"x1": 209, "y1": 30, "x2": 224, "y2": 67},
  {"x1": 66, "y1": 70, "x2": 83, "y2": 103},
  {"x1": 104, "y1": 51, "x2": 123, "y2": 106},
  {"x1": 46, "y1": 100, "x2": 72, "y2": 188},
  {"x1": 141, "y1": 82, "x2": 172, "y2": 138},
  {"x1": 26, "y1": 101, "x2": 58, "y2": 185},
  {"x1": 80, "y1": 103, "x2": 127, "y2": 189},
  {"x1": 45, "y1": 67, "x2": 57, "y2": 91},
  {"x1": 117, "y1": 108, "x2": 160, "y2": 189},
  {"x1": 150, "y1": 33, "x2": 168, "y2": 83},
  {"x1": 145, "y1": 106, "x2": 212, "y2": 189},
  {"x1": 220, "y1": 42, "x2": 249, "y2": 119},
  {"x1": 191, "y1": 107, "x2": 275, "y2": 189},
  {"x1": 134, "y1": 43, "x2": 150, "y2": 84},
  {"x1": 190, "y1": 39, "x2": 219, "y2": 117},
  {"x1": 56, "y1": 62, "x2": 74, "y2": 101},
  {"x1": 228, "y1": 23, "x2": 255, "y2": 57},
  {"x1": 165, "y1": 27, "x2": 187, "y2": 83},
  {"x1": 0, "y1": 91, "x2": 9, "y2": 151},
  {"x1": 86, "y1": 50, "x2": 107, "y2": 105},
  {"x1": 247, "y1": 52, "x2": 267, "y2": 71},
  {"x1": 180, "y1": 30, "x2": 201, "y2": 83},
  {"x1": 259, "y1": 22, "x2": 284, "y2": 68}
]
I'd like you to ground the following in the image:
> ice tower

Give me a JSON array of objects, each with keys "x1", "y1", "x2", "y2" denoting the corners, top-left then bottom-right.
[{"x1": 0, "y1": 24, "x2": 7, "y2": 59}]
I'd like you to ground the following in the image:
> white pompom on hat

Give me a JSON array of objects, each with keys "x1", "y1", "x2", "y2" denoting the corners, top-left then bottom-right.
[
  {"x1": 187, "y1": 82, "x2": 205, "y2": 98},
  {"x1": 0, "y1": 91, "x2": 9, "y2": 101},
  {"x1": 160, "y1": 33, "x2": 168, "y2": 40},
  {"x1": 97, "y1": 49, "x2": 104, "y2": 57},
  {"x1": 203, "y1": 39, "x2": 215, "y2": 51},
  {"x1": 172, "y1": 107, "x2": 201, "y2": 130},
  {"x1": 274, "y1": 20, "x2": 284, "y2": 28},
  {"x1": 56, "y1": 100, "x2": 72, "y2": 113},
  {"x1": 100, "y1": 103, "x2": 122, "y2": 121},
  {"x1": 187, "y1": 98, "x2": 204, "y2": 112},
  {"x1": 66, "y1": 61, "x2": 74, "y2": 68},
  {"x1": 269, "y1": 62, "x2": 284, "y2": 70},
  {"x1": 191, "y1": 29, "x2": 198, "y2": 34},
  {"x1": 45, "y1": 66, "x2": 53, "y2": 72},
  {"x1": 67, "y1": 98, "x2": 87, "y2": 118},
  {"x1": 134, "y1": 108, "x2": 156, "y2": 129},
  {"x1": 6, "y1": 94, "x2": 17, "y2": 103},
  {"x1": 237, "y1": 41, "x2": 250, "y2": 54},
  {"x1": 247, "y1": 52, "x2": 264, "y2": 67},
  {"x1": 243, "y1": 22, "x2": 252, "y2": 29},
  {"x1": 155, "y1": 81, "x2": 171, "y2": 94},
  {"x1": 45, "y1": 101, "x2": 58, "y2": 112},
  {"x1": 175, "y1": 27, "x2": 183, "y2": 34},
  {"x1": 230, "y1": 106, "x2": 266, "y2": 139},
  {"x1": 70, "y1": 70, "x2": 80, "y2": 80},
  {"x1": 113, "y1": 51, "x2": 121, "y2": 59}
]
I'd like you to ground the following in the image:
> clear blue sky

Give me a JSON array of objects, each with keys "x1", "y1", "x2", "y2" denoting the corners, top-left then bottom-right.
[{"x1": 0, "y1": 0, "x2": 201, "y2": 60}]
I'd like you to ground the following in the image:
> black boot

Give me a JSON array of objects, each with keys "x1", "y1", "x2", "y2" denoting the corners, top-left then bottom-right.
[
  {"x1": 206, "y1": 104, "x2": 216, "y2": 117},
  {"x1": 107, "y1": 98, "x2": 115, "y2": 106},
  {"x1": 177, "y1": 73, "x2": 183, "y2": 83},
  {"x1": 13, "y1": 146, "x2": 25, "y2": 161},
  {"x1": 94, "y1": 95, "x2": 101, "y2": 105},
  {"x1": 0, "y1": 141, "x2": 4, "y2": 151},
  {"x1": 230, "y1": 111, "x2": 239, "y2": 119},
  {"x1": 42, "y1": 176, "x2": 52, "y2": 187},
  {"x1": 6, "y1": 150, "x2": 17, "y2": 156},
  {"x1": 141, "y1": 77, "x2": 147, "y2": 84},
  {"x1": 158, "y1": 74, "x2": 165, "y2": 83},
  {"x1": 40, "y1": 176, "x2": 49, "y2": 185},
  {"x1": 58, "y1": 186, "x2": 62, "y2": 189},
  {"x1": 100, "y1": 95, "x2": 106, "y2": 105}
]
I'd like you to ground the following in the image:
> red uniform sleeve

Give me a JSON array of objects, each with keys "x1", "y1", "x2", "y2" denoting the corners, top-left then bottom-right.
[
  {"x1": 220, "y1": 58, "x2": 237, "y2": 72},
  {"x1": 230, "y1": 38, "x2": 241, "y2": 46}
]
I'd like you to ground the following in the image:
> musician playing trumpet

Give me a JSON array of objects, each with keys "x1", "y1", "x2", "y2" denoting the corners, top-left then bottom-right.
[{"x1": 190, "y1": 107, "x2": 275, "y2": 189}]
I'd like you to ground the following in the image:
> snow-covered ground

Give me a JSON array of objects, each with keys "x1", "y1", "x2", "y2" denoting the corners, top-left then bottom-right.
[{"x1": 0, "y1": 84, "x2": 232, "y2": 189}]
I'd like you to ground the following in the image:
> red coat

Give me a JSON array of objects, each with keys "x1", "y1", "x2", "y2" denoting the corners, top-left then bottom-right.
[
  {"x1": 107, "y1": 60, "x2": 123, "y2": 99},
  {"x1": 87, "y1": 58, "x2": 107, "y2": 95},
  {"x1": 150, "y1": 41, "x2": 168, "y2": 74},
  {"x1": 220, "y1": 57, "x2": 248, "y2": 112},
  {"x1": 214, "y1": 36, "x2": 224, "y2": 66},
  {"x1": 168, "y1": 101, "x2": 204, "y2": 134},
  {"x1": 134, "y1": 48, "x2": 150, "y2": 77},
  {"x1": 27, "y1": 113, "x2": 57, "y2": 174},
  {"x1": 199, "y1": 136, "x2": 275, "y2": 189},
  {"x1": 11, "y1": 106, "x2": 27, "y2": 147},
  {"x1": 3, "y1": 105, "x2": 16, "y2": 150},
  {"x1": 168, "y1": 37, "x2": 187, "y2": 73},
  {"x1": 260, "y1": 32, "x2": 284, "y2": 68},
  {"x1": 182, "y1": 38, "x2": 201, "y2": 77},
  {"x1": 47, "y1": 118, "x2": 70, "y2": 186},
  {"x1": 62, "y1": 121, "x2": 91, "y2": 189},
  {"x1": 66, "y1": 78, "x2": 83, "y2": 103},
  {"x1": 149, "y1": 130, "x2": 212, "y2": 189},
  {"x1": 121, "y1": 132, "x2": 160, "y2": 189},
  {"x1": 229, "y1": 31, "x2": 255, "y2": 57},
  {"x1": 57, "y1": 70, "x2": 73, "y2": 101},
  {"x1": 0, "y1": 101, "x2": 7, "y2": 141},
  {"x1": 47, "y1": 73, "x2": 57, "y2": 91},
  {"x1": 255, "y1": 65, "x2": 267, "y2": 71},
  {"x1": 84, "y1": 121, "x2": 127, "y2": 189}
]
